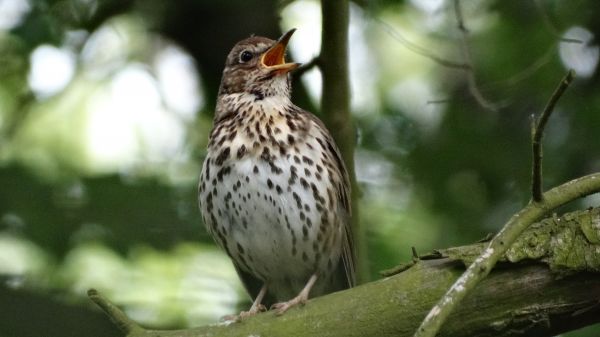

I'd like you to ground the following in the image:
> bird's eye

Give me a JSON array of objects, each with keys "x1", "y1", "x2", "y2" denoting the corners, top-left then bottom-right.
[{"x1": 239, "y1": 50, "x2": 253, "y2": 63}]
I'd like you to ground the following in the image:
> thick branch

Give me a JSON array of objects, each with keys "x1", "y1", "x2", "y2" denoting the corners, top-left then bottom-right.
[
  {"x1": 416, "y1": 69, "x2": 577, "y2": 337},
  {"x1": 92, "y1": 207, "x2": 600, "y2": 337},
  {"x1": 414, "y1": 172, "x2": 600, "y2": 337},
  {"x1": 93, "y1": 263, "x2": 600, "y2": 337}
]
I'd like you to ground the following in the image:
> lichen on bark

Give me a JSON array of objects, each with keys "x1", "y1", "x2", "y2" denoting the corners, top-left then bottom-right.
[{"x1": 438, "y1": 207, "x2": 600, "y2": 273}]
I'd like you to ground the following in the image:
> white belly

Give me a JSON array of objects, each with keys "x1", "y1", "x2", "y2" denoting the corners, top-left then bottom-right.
[{"x1": 199, "y1": 151, "x2": 343, "y2": 298}]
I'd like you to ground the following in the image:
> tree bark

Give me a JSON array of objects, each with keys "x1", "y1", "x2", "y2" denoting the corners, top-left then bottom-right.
[
  {"x1": 92, "y1": 208, "x2": 600, "y2": 337},
  {"x1": 320, "y1": 0, "x2": 369, "y2": 283}
]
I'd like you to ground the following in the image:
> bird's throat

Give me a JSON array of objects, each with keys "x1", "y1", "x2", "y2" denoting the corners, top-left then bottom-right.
[{"x1": 220, "y1": 91, "x2": 292, "y2": 116}]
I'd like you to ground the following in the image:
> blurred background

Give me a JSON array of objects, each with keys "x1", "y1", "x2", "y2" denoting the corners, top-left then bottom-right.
[{"x1": 1, "y1": 0, "x2": 600, "y2": 336}]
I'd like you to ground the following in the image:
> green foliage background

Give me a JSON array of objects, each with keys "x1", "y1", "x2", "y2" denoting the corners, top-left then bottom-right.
[{"x1": 0, "y1": 0, "x2": 599, "y2": 336}]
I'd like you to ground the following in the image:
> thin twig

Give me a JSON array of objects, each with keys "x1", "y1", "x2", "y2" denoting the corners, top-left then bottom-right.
[
  {"x1": 426, "y1": 98, "x2": 451, "y2": 105},
  {"x1": 411, "y1": 246, "x2": 419, "y2": 260},
  {"x1": 453, "y1": 0, "x2": 497, "y2": 112},
  {"x1": 88, "y1": 288, "x2": 144, "y2": 335},
  {"x1": 413, "y1": 172, "x2": 600, "y2": 337},
  {"x1": 293, "y1": 56, "x2": 320, "y2": 78},
  {"x1": 379, "y1": 261, "x2": 416, "y2": 276},
  {"x1": 483, "y1": 46, "x2": 555, "y2": 90},
  {"x1": 531, "y1": 69, "x2": 575, "y2": 201},
  {"x1": 534, "y1": 0, "x2": 583, "y2": 44},
  {"x1": 375, "y1": 18, "x2": 470, "y2": 70}
]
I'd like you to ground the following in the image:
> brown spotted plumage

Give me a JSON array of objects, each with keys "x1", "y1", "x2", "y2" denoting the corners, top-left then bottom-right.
[{"x1": 198, "y1": 29, "x2": 355, "y2": 319}]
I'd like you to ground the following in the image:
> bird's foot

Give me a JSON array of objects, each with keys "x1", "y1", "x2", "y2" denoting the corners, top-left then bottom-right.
[
  {"x1": 220, "y1": 314, "x2": 239, "y2": 322},
  {"x1": 239, "y1": 304, "x2": 267, "y2": 320},
  {"x1": 221, "y1": 304, "x2": 266, "y2": 322},
  {"x1": 271, "y1": 273, "x2": 319, "y2": 315},
  {"x1": 271, "y1": 293, "x2": 308, "y2": 315}
]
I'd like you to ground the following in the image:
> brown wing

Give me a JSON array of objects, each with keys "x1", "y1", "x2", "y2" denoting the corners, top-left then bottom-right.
[{"x1": 305, "y1": 111, "x2": 356, "y2": 289}]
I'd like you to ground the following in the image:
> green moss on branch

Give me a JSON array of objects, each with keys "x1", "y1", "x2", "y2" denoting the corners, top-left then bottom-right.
[
  {"x1": 439, "y1": 207, "x2": 600, "y2": 273},
  {"x1": 91, "y1": 208, "x2": 600, "y2": 337}
]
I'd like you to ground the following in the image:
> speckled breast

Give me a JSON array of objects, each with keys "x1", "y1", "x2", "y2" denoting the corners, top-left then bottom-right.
[{"x1": 198, "y1": 96, "x2": 344, "y2": 298}]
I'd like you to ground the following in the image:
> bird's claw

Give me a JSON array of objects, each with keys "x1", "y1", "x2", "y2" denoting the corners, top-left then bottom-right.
[
  {"x1": 240, "y1": 303, "x2": 268, "y2": 320},
  {"x1": 271, "y1": 297, "x2": 307, "y2": 315},
  {"x1": 222, "y1": 304, "x2": 267, "y2": 322}
]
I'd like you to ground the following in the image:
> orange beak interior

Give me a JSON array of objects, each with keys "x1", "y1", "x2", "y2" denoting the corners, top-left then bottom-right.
[
  {"x1": 262, "y1": 41, "x2": 287, "y2": 67},
  {"x1": 261, "y1": 29, "x2": 300, "y2": 73}
]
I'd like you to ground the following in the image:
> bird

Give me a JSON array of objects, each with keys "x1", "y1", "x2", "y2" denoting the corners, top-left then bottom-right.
[{"x1": 198, "y1": 28, "x2": 355, "y2": 319}]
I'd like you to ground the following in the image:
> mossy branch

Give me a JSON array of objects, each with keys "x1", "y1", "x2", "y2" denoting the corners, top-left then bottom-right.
[
  {"x1": 87, "y1": 289, "x2": 143, "y2": 335},
  {"x1": 414, "y1": 173, "x2": 600, "y2": 337},
  {"x1": 90, "y1": 207, "x2": 600, "y2": 337},
  {"x1": 414, "y1": 69, "x2": 580, "y2": 337}
]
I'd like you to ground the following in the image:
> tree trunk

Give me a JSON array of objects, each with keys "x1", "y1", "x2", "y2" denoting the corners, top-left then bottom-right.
[{"x1": 320, "y1": 0, "x2": 369, "y2": 284}]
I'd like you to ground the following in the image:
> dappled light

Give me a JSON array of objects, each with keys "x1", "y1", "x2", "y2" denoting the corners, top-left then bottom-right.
[
  {"x1": 559, "y1": 26, "x2": 599, "y2": 78},
  {"x1": 28, "y1": 45, "x2": 76, "y2": 98},
  {"x1": 60, "y1": 242, "x2": 241, "y2": 327},
  {"x1": 0, "y1": 0, "x2": 30, "y2": 30}
]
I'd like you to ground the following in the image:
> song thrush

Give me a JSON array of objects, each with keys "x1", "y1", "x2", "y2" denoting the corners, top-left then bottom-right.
[{"x1": 198, "y1": 29, "x2": 355, "y2": 318}]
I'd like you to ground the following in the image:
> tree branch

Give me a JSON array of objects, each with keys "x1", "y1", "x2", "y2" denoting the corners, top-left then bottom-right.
[
  {"x1": 90, "y1": 207, "x2": 600, "y2": 337},
  {"x1": 414, "y1": 68, "x2": 578, "y2": 337},
  {"x1": 87, "y1": 289, "x2": 143, "y2": 335},
  {"x1": 374, "y1": 18, "x2": 470, "y2": 70},
  {"x1": 293, "y1": 56, "x2": 320, "y2": 78},
  {"x1": 533, "y1": 0, "x2": 584, "y2": 44},
  {"x1": 453, "y1": 0, "x2": 498, "y2": 112},
  {"x1": 413, "y1": 172, "x2": 600, "y2": 337},
  {"x1": 531, "y1": 69, "x2": 575, "y2": 202}
]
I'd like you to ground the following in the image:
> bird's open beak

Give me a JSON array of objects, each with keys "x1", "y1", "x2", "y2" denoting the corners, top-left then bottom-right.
[{"x1": 261, "y1": 28, "x2": 300, "y2": 74}]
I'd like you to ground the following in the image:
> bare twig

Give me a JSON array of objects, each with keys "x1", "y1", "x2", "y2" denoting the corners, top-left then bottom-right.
[
  {"x1": 426, "y1": 98, "x2": 451, "y2": 105},
  {"x1": 531, "y1": 69, "x2": 575, "y2": 202},
  {"x1": 293, "y1": 56, "x2": 320, "y2": 78},
  {"x1": 453, "y1": 0, "x2": 497, "y2": 112},
  {"x1": 375, "y1": 18, "x2": 470, "y2": 70},
  {"x1": 88, "y1": 288, "x2": 144, "y2": 335},
  {"x1": 411, "y1": 246, "x2": 419, "y2": 260},
  {"x1": 534, "y1": 0, "x2": 583, "y2": 44},
  {"x1": 379, "y1": 261, "x2": 416, "y2": 277},
  {"x1": 484, "y1": 46, "x2": 555, "y2": 90}
]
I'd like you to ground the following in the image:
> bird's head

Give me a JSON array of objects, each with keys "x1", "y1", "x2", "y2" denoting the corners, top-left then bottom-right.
[{"x1": 218, "y1": 29, "x2": 300, "y2": 100}]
